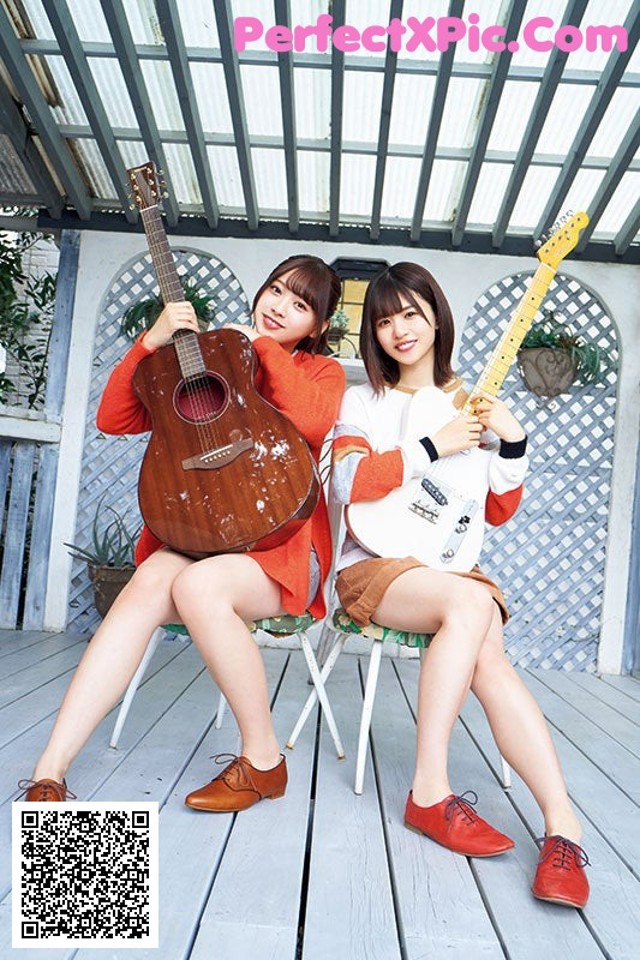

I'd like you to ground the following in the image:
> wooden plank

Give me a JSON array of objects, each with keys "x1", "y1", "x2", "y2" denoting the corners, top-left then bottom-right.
[
  {"x1": 0, "y1": 415, "x2": 60, "y2": 442},
  {"x1": 394, "y1": 659, "x2": 602, "y2": 960},
  {"x1": 71, "y1": 647, "x2": 289, "y2": 960},
  {"x1": 0, "y1": 629, "x2": 64, "y2": 657},
  {"x1": 0, "y1": 442, "x2": 35, "y2": 628},
  {"x1": 0, "y1": 641, "x2": 89, "y2": 709},
  {"x1": 519, "y1": 670, "x2": 640, "y2": 804},
  {"x1": 303, "y1": 654, "x2": 402, "y2": 960},
  {"x1": 22, "y1": 444, "x2": 60, "y2": 629},
  {"x1": 601, "y1": 674, "x2": 640, "y2": 704},
  {"x1": 564, "y1": 671, "x2": 640, "y2": 726},
  {"x1": 189, "y1": 650, "x2": 316, "y2": 960},
  {"x1": 459, "y1": 684, "x2": 640, "y2": 960},
  {"x1": 529, "y1": 669, "x2": 640, "y2": 757},
  {"x1": 0, "y1": 632, "x2": 85, "y2": 682},
  {"x1": 374, "y1": 659, "x2": 503, "y2": 959}
]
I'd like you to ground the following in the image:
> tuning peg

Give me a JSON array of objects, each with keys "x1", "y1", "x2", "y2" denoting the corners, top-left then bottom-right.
[{"x1": 129, "y1": 203, "x2": 137, "y2": 211}]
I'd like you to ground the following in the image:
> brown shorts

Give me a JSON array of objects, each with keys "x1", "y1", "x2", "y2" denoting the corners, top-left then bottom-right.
[{"x1": 335, "y1": 556, "x2": 509, "y2": 628}]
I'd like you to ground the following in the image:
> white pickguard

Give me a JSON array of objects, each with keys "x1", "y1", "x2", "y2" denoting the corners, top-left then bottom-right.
[{"x1": 346, "y1": 389, "x2": 492, "y2": 573}]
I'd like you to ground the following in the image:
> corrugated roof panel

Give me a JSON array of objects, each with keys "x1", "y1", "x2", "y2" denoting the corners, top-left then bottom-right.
[
  {"x1": 509, "y1": 164, "x2": 562, "y2": 229},
  {"x1": 296, "y1": 149, "x2": 329, "y2": 216},
  {"x1": 561, "y1": 167, "x2": 606, "y2": 222},
  {"x1": 437, "y1": 77, "x2": 485, "y2": 148},
  {"x1": 140, "y1": 60, "x2": 185, "y2": 132},
  {"x1": 294, "y1": 68, "x2": 330, "y2": 140},
  {"x1": 595, "y1": 170, "x2": 640, "y2": 234},
  {"x1": 343, "y1": 0, "x2": 395, "y2": 58},
  {"x1": 251, "y1": 147, "x2": 287, "y2": 210},
  {"x1": 0, "y1": 134, "x2": 35, "y2": 192},
  {"x1": 381, "y1": 156, "x2": 422, "y2": 220},
  {"x1": 44, "y1": 54, "x2": 88, "y2": 125},
  {"x1": 340, "y1": 152, "x2": 377, "y2": 216},
  {"x1": 396, "y1": 0, "x2": 450, "y2": 62},
  {"x1": 507, "y1": 0, "x2": 558, "y2": 70},
  {"x1": 588, "y1": 86, "x2": 639, "y2": 157},
  {"x1": 62, "y1": 0, "x2": 111, "y2": 42},
  {"x1": 388, "y1": 73, "x2": 436, "y2": 147},
  {"x1": 467, "y1": 162, "x2": 515, "y2": 225},
  {"x1": 487, "y1": 81, "x2": 540, "y2": 152},
  {"x1": 561, "y1": 0, "x2": 633, "y2": 72},
  {"x1": 68, "y1": 136, "x2": 115, "y2": 198},
  {"x1": 229, "y1": 0, "x2": 284, "y2": 51},
  {"x1": 206, "y1": 144, "x2": 243, "y2": 208},
  {"x1": 163, "y1": 142, "x2": 201, "y2": 204},
  {"x1": 240, "y1": 65, "x2": 284, "y2": 138},
  {"x1": 535, "y1": 83, "x2": 596, "y2": 154},
  {"x1": 342, "y1": 69, "x2": 383, "y2": 143},
  {"x1": 452, "y1": 0, "x2": 505, "y2": 65},
  {"x1": 87, "y1": 57, "x2": 137, "y2": 128},
  {"x1": 124, "y1": 0, "x2": 164, "y2": 46},
  {"x1": 116, "y1": 140, "x2": 152, "y2": 181},
  {"x1": 17, "y1": 0, "x2": 55, "y2": 40},
  {"x1": 422, "y1": 159, "x2": 467, "y2": 223},
  {"x1": 190, "y1": 62, "x2": 234, "y2": 134},
  {"x1": 176, "y1": 0, "x2": 220, "y2": 48}
]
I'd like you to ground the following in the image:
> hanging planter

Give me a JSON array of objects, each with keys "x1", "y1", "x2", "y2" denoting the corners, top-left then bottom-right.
[{"x1": 517, "y1": 310, "x2": 606, "y2": 399}]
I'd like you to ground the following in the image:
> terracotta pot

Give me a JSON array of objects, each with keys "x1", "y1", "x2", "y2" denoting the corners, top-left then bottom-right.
[
  {"x1": 517, "y1": 347, "x2": 576, "y2": 398},
  {"x1": 88, "y1": 564, "x2": 136, "y2": 618}
]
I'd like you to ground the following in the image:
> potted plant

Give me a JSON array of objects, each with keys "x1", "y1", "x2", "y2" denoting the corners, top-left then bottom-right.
[
  {"x1": 517, "y1": 310, "x2": 605, "y2": 398},
  {"x1": 120, "y1": 277, "x2": 215, "y2": 339},
  {"x1": 65, "y1": 499, "x2": 142, "y2": 618}
]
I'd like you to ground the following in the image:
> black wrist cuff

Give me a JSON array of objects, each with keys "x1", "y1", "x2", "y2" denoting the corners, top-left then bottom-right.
[
  {"x1": 419, "y1": 436, "x2": 439, "y2": 462},
  {"x1": 499, "y1": 435, "x2": 528, "y2": 459}
]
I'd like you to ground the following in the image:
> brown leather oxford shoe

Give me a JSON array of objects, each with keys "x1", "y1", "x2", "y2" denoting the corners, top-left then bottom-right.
[
  {"x1": 185, "y1": 754, "x2": 287, "y2": 812},
  {"x1": 18, "y1": 778, "x2": 75, "y2": 802}
]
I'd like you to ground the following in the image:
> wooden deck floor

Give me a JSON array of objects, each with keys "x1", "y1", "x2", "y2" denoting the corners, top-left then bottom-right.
[{"x1": 0, "y1": 629, "x2": 639, "y2": 960}]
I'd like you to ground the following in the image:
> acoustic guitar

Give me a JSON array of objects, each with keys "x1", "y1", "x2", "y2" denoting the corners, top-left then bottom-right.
[
  {"x1": 346, "y1": 212, "x2": 589, "y2": 572},
  {"x1": 127, "y1": 161, "x2": 319, "y2": 558}
]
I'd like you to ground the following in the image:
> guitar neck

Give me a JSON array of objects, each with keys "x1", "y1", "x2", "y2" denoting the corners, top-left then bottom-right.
[
  {"x1": 462, "y1": 262, "x2": 556, "y2": 413},
  {"x1": 140, "y1": 206, "x2": 184, "y2": 304}
]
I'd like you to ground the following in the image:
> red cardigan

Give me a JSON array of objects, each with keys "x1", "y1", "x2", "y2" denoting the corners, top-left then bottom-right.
[{"x1": 96, "y1": 334, "x2": 346, "y2": 618}]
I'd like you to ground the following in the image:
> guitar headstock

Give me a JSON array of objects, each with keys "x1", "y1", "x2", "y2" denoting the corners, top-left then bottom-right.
[
  {"x1": 536, "y1": 211, "x2": 589, "y2": 268},
  {"x1": 127, "y1": 161, "x2": 165, "y2": 212}
]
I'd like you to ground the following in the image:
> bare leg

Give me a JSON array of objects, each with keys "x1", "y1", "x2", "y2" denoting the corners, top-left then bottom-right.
[
  {"x1": 33, "y1": 549, "x2": 192, "y2": 782},
  {"x1": 171, "y1": 555, "x2": 285, "y2": 770},
  {"x1": 372, "y1": 569, "x2": 495, "y2": 807},
  {"x1": 471, "y1": 605, "x2": 582, "y2": 842}
]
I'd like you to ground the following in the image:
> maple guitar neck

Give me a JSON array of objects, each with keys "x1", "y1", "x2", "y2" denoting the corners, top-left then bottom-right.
[{"x1": 461, "y1": 261, "x2": 556, "y2": 414}]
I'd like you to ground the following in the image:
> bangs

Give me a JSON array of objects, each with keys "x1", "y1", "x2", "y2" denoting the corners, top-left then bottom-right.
[
  {"x1": 281, "y1": 265, "x2": 322, "y2": 316},
  {"x1": 368, "y1": 275, "x2": 426, "y2": 323}
]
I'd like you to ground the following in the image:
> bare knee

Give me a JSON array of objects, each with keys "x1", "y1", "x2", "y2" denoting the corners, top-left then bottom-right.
[
  {"x1": 440, "y1": 580, "x2": 495, "y2": 637},
  {"x1": 473, "y1": 607, "x2": 509, "y2": 684},
  {"x1": 171, "y1": 560, "x2": 230, "y2": 617}
]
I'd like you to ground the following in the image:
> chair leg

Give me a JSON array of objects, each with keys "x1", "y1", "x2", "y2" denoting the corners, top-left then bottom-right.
[
  {"x1": 110, "y1": 627, "x2": 163, "y2": 749},
  {"x1": 297, "y1": 631, "x2": 346, "y2": 759},
  {"x1": 286, "y1": 632, "x2": 346, "y2": 752},
  {"x1": 355, "y1": 639, "x2": 383, "y2": 795},
  {"x1": 214, "y1": 691, "x2": 227, "y2": 729}
]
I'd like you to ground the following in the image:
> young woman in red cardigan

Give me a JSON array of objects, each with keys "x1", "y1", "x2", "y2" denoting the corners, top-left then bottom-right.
[
  {"x1": 332, "y1": 262, "x2": 589, "y2": 908},
  {"x1": 22, "y1": 255, "x2": 345, "y2": 813}
]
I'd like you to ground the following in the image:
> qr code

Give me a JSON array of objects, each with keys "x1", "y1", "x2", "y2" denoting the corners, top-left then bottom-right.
[{"x1": 12, "y1": 802, "x2": 158, "y2": 948}]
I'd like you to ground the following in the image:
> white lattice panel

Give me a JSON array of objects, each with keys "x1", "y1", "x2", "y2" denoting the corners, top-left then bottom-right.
[
  {"x1": 67, "y1": 250, "x2": 250, "y2": 633},
  {"x1": 458, "y1": 272, "x2": 618, "y2": 671}
]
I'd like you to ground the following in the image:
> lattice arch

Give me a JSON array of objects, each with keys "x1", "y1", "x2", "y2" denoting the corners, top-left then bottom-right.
[
  {"x1": 457, "y1": 272, "x2": 618, "y2": 672},
  {"x1": 67, "y1": 249, "x2": 251, "y2": 634}
]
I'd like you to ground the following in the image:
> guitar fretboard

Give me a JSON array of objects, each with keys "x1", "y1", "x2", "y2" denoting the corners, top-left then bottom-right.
[
  {"x1": 462, "y1": 262, "x2": 556, "y2": 414},
  {"x1": 140, "y1": 205, "x2": 205, "y2": 379}
]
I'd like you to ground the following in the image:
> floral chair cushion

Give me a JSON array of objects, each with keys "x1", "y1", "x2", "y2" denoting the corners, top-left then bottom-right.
[
  {"x1": 332, "y1": 607, "x2": 433, "y2": 649},
  {"x1": 164, "y1": 613, "x2": 315, "y2": 639}
]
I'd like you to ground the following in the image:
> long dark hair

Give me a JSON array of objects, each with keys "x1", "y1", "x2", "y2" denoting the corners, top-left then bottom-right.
[
  {"x1": 360, "y1": 262, "x2": 455, "y2": 393},
  {"x1": 252, "y1": 255, "x2": 341, "y2": 354}
]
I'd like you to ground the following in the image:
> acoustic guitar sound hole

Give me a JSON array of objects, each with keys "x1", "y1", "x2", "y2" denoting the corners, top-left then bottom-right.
[{"x1": 173, "y1": 373, "x2": 228, "y2": 423}]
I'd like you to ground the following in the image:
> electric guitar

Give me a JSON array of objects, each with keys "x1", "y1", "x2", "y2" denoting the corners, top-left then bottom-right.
[
  {"x1": 127, "y1": 161, "x2": 319, "y2": 558},
  {"x1": 346, "y1": 212, "x2": 589, "y2": 572}
]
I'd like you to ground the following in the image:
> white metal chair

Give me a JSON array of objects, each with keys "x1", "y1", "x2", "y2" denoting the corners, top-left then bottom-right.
[
  {"x1": 288, "y1": 606, "x2": 512, "y2": 795},
  {"x1": 110, "y1": 614, "x2": 345, "y2": 758}
]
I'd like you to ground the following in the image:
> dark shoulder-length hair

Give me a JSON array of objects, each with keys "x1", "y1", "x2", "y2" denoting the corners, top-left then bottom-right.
[
  {"x1": 252, "y1": 255, "x2": 341, "y2": 354},
  {"x1": 360, "y1": 261, "x2": 455, "y2": 393}
]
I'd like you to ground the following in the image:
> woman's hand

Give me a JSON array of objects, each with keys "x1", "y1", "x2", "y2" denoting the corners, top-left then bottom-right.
[
  {"x1": 223, "y1": 322, "x2": 259, "y2": 342},
  {"x1": 142, "y1": 301, "x2": 200, "y2": 350},
  {"x1": 472, "y1": 392, "x2": 525, "y2": 442},
  {"x1": 431, "y1": 415, "x2": 483, "y2": 457}
]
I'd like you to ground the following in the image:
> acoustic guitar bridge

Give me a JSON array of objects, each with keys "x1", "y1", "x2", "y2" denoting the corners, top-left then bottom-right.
[{"x1": 182, "y1": 437, "x2": 254, "y2": 471}]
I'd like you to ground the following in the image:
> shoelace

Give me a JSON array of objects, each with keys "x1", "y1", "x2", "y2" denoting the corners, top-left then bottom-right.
[
  {"x1": 208, "y1": 753, "x2": 260, "y2": 794},
  {"x1": 535, "y1": 835, "x2": 590, "y2": 870},
  {"x1": 444, "y1": 790, "x2": 479, "y2": 825},
  {"x1": 17, "y1": 779, "x2": 77, "y2": 801}
]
